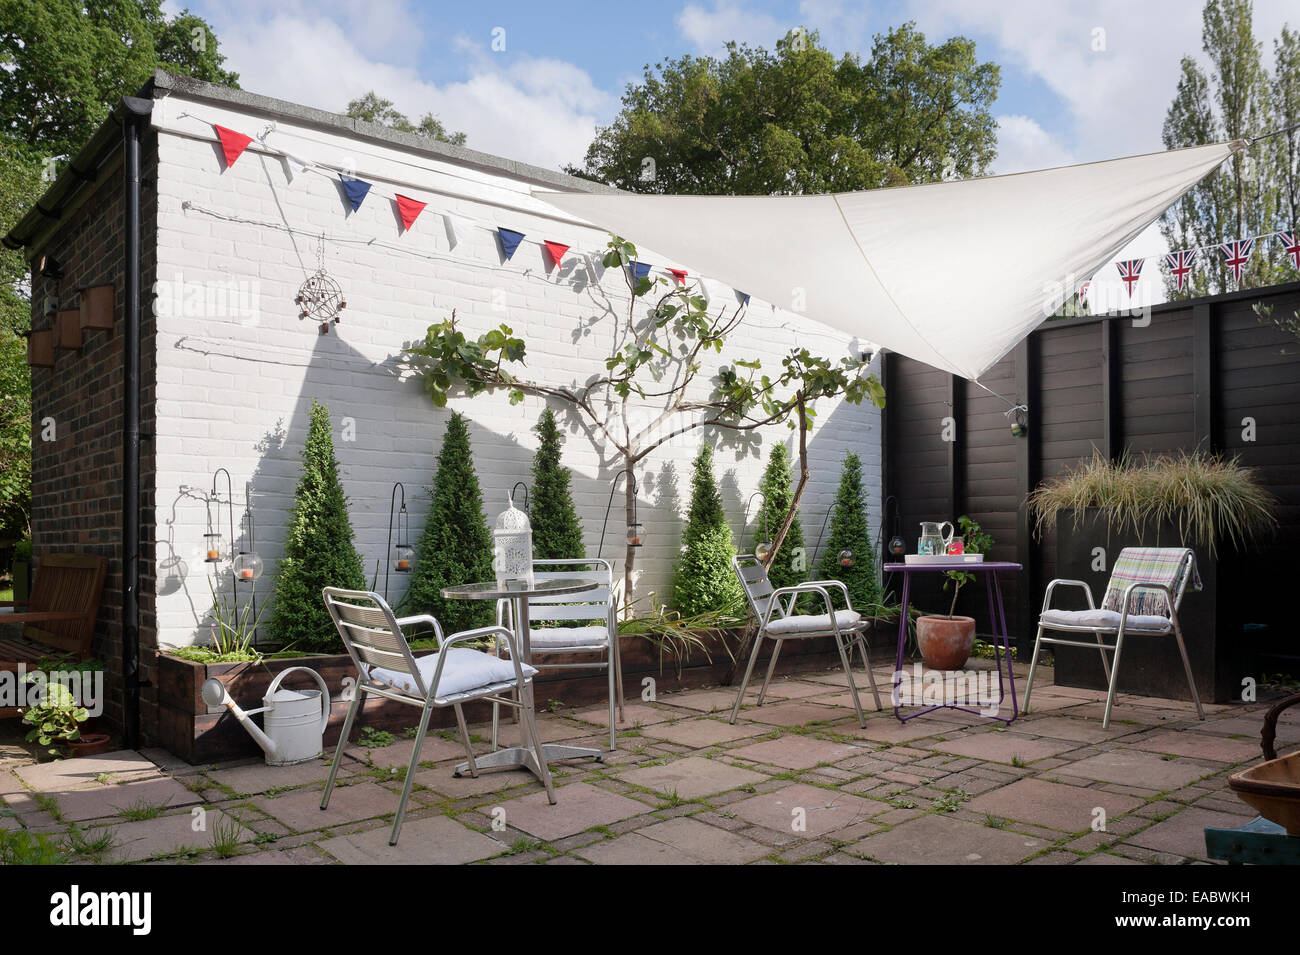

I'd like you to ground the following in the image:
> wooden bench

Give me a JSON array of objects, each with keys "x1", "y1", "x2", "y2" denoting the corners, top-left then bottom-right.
[{"x1": 0, "y1": 553, "x2": 108, "y2": 717}]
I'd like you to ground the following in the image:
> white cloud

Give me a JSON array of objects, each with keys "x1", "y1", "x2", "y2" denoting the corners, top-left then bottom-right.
[
  {"x1": 676, "y1": 1, "x2": 788, "y2": 54},
  {"x1": 991, "y1": 115, "x2": 1075, "y2": 174}
]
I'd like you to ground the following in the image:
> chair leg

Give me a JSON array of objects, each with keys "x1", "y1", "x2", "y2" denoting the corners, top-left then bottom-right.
[
  {"x1": 518, "y1": 683, "x2": 556, "y2": 805},
  {"x1": 453, "y1": 703, "x2": 479, "y2": 777},
  {"x1": 1092, "y1": 629, "x2": 1113, "y2": 684},
  {"x1": 1023, "y1": 626, "x2": 1047, "y2": 714},
  {"x1": 390, "y1": 703, "x2": 434, "y2": 846},
  {"x1": 1102, "y1": 631, "x2": 1126, "y2": 730},
  {"x1": 1171, "y1": 616, "x2": 1205, "y2": 720},
  {"x1": 729, "y1": 631, "x2": 766, "y2": 724},
  {"x1": 321, "y1": 687, "x2": 362, "y2": 811},
  {"x1": 756, "y1": 639, "x2": 784, "y2": 706},
  {"x1": 606, "y1": 652, "x2": 617, "y2": 752},
  {"x1": 612, "y1": 631, "x2": 626, "y2": 718},
  {"x1": 836, "y1": 633, "x2": 868, "y2": 729},
  {"x1": 491, "y1": 697, "x2": 502, "y2": 752},
  {"x1": 856, "y1": 635, "x2": 882, "y2": 711}
]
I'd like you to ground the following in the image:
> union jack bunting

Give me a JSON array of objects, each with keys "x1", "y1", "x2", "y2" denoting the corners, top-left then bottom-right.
[
  {"x1": 1078, "y1": 280, "x2": 1090, "y2": 300},
  {"x1": 1116, "y1": 258, "x2": 1144, "y2": 297},
  {"x1": 1278, "y1": 231, "x2": 1300, "y2": 270},
  {"x1": 1218, "y1": 238, "x2": 1256, "y2": 284},
  {"x1": 1164, "y1": 249, "x2": 1198, "y2": 291}
]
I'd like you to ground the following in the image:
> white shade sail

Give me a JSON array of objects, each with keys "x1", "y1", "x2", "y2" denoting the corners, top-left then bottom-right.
[{"x1": 535, "y1": 141, "x2": 1244, "y2": 381}]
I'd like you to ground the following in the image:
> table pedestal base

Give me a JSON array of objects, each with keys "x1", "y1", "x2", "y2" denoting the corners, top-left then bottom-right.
[{"x1": 454, "y1": 744, "x2": 602, "y2": 778}]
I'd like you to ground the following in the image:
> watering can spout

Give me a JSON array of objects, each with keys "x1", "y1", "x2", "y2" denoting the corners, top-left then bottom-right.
[{"x1": 202, "y1": 678, "x2": 279, "y2": 759}]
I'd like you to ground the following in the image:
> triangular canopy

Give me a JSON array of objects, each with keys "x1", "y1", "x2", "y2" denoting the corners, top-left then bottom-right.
[{"x1": 534, "y1": 142, "x2": 1243, "y2": 380}]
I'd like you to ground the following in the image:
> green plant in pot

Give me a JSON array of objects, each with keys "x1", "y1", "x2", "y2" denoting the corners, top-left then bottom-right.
[
  {"x1": 19, "y1": 680, "x2": 107, "y2": 759},
  {"x1": 915, "y1": 516, "x2": 992, "y2": 670}
]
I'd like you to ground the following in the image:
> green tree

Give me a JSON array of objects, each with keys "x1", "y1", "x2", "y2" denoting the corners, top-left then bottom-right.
[
  {"x1": 400, "y1": 412, "x2": 494, "y2": 632},
  {"x1": 755, "y1": 443, "x2": 805, "y2": 593},
  {"x1": 345, "y1": 91, "x2": 467, "y2": 146},
  {"x1": 530, "y1": 408, "x2": 584, "y2": 560},
  {"x1": 816, "y1": 453, "x2": 881, "y2": 611},
  {"x1": 672, "y1": 445, "x2": 743, "y2": 616},
  {"x1": 1161, "y1": 0, "x2": 1291, "y2": 295},
  {"x1": 569, "y1": 24, "x2": 999, "y2": 194},
  {"x1": 1271, "y1": 26, "x2": 1300, "y2": 285},
  {"x1": 0, "y1": 0, "x2": 239, "y2": 158},
  {"x1": 267, "y1": 401, "x2": 366, "y2": 652}
]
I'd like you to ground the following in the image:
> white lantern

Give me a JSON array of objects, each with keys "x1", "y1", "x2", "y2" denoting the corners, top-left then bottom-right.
[{"x1": 493, "y1": 494, "x2": 534, "y2": 591}]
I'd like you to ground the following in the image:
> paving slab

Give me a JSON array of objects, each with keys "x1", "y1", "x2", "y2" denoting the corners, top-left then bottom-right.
[
  {"x1": 1130, "y1": 730, "x2": 1264, "y2": 764},
  {"x1": 727, "y1": 736, "x2": 862, "y2": 770},
  {"x1": 837, "y1": 718, "x2": 947, "y2": 744},
  {"x1": 1076, "y1": 851, "x2": 1148, "y2": 865},
  {"x1": 206, "y1": 758, "x2": 339, "y2": 796},
  {"x1": 413, "y1": 766, "x2": 543, "y2": 800},
  {"x1": 56, "y1": 775, "x2": 202, "y2": 823},
  {"x1": 739, "y1": 702, "x2": 854, "y2": 727},
  {"x1": 494, "y1": 781, "x2": 650, "y2": 840},
  {"x1": 927, "y1": 733, "x2": 1078, "y2": 765},
  {"x1": 347, "y1": 733, "x2": 474, "y2": 770},
  {"x1": 966, "y1": 778, "x2": 1144, "y2": 832},
  {"x1": 618, "y1": 756, "x2": 768, "y2": 800},
  {"x1": 1064, "y1": 750, "x2": 1219, "y2": 790},
  {"x1": 574, "y1": 702, "x2": 675, "y2": 727},
  {"x1": 728, "y1": 782, "x2": 875, "y2": 838},
  {"x1": 1006, "y1": 716, "x2": 1135, "y2": 743},
  {"x1": 761, "y1": 680, "x2": 852, "y2": 701},
  {"x1": 18, "y1": 751, "x2": 158, "y2": 792},
  {"x1": 850, "y1": 812, "x2": 1046, "y2": 864},
  {"x1": 257, "y1": 781, "x2": 398, "y2": 831},
  {"x1": 577, "y1": 817, "x2": 769, "y2": 865},
  {"x1": 1124, "y1": 807, "x2": 1250, "y2": 860},
  {"x1": 317, "y1": 813, "x2": 507, "y2": 864},
  {"x1": 661, "y1": 688, "x2": 740, "y2": 713},
  {"x1": 87, "y1": 808, "x2": 255, "y2": 863},
  {"x1": 639, "y1": 718, "x2": 767, "y2": 747}
]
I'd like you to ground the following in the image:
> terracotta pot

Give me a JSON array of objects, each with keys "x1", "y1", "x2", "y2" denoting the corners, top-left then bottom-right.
[
  {"x1": 64, "y1": 733, "x2": 113, "y2": 758},
  {"x1": 916, "y1": 615, "x2": 976, "y2": 671}
]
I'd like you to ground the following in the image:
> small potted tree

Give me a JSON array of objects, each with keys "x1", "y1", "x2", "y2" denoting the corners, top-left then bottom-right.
[{"x1": 915, "y1": 516, "x2": 992, "y2": 670}]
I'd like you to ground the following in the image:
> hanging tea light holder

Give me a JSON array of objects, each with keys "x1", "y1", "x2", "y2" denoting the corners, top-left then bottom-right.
[
  {"x1": 746, "y1": 491, "x2": 770, "y2": 559},
  {"x1": 385, "y1": 482, "x2": 414, "y2": 602},
  {"x1": 598, "y1": 469, "x2": 643, "y2": 558}
]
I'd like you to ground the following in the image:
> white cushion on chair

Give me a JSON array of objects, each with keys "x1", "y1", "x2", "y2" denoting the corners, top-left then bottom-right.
[
  {"x1": 526, "y1": 625, "x2": 610, "y2": 649},
  {"x1": 1039, "y1": 609, "x2": 1173, "y2": 633},
  {"x1": 764, "y1": 610, "x2": 863, "y2": 635},
  {"x1": 369, "y1": 648, "x2": 537, "y2": 699}
]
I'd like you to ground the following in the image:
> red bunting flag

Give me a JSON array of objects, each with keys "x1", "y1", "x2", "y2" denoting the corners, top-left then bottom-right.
[
  {"x1": 1116, "y1": 258, "x2": 1144, "y2": 297},
  {"x1": 1218, "y1": 238, "x2": 1255, "y2": 284},
  {"x1": 667, "y1": 268, "x2": 688, "y2": 284},
  {"x1": 1278, "y1": 231, "x2": 1300, "y2": 270},
  {"x1": 543, "y1": 241, "x2": 570, "y2": 267},
  {"x1": 394, "y1": 194, "x2": 427, "y2": 231},
  {"x1": 214, "y1": 125, "x2": 253, "y2": 168}
]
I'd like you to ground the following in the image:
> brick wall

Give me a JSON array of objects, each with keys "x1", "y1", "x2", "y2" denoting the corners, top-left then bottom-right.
[
  {"x1": 26, "y1": 130, "x2": 159, "y2": 740},
  {"x1": 147, "y1": 92, "x2": 883, "y2": 674}
]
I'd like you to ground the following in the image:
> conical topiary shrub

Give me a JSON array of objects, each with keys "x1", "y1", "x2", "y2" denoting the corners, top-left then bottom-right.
[
  {"x1": 817, "y1": 452, "x2": 882, "y2": 611},
  {"x1": 756, "y1": 443, "x2": 806, "y2": 593},
  {"x1": 267, "y1": 400, "x2": 366, "y2": 653},
  {"x1": 671, "y1": 445, "x2": 743, "y2": 617},
  {"x1": 400, "y1": 412, "x2": 494, "y2": 632},
  {"x1": 530, "y1": 408, "x2": 584, "y2": 560}
]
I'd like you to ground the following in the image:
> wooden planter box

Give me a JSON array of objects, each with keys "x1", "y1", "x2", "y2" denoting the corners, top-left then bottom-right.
[
  {"x1": 154, "y1": 624, "x2": 880, "y2": 764},
  {"x1": 1050, "y1": 510, "x2": 1252, "y2": 703}
]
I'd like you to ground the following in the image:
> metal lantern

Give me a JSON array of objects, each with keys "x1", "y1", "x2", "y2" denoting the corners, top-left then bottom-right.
[
  {"x1": 754, "y1": 540, "x2": 772, "y2": 561},
  {"x1": 626, "y1": 523, "x2": 644, "y2": 548},
  {"x1": 888, "y1": 535, "x2": 906, "y2": 558},
  {"x1": 493, "y1": 494, "x2": 534, "y2": 590},
  {"x1": 838, "y1": 549, "x2": 854, "y2": 567},
  {"x1": 204, "y1": 531, "x2": 222, "y2": 563},
  {"x1": 395, "y1": 544, "x2": 413, "y2": 572},
  {"x1": 233, "y1": 551, "x2": 263, "y2": 583}
]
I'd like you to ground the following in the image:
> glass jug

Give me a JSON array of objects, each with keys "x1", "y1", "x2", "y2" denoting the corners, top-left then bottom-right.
[{"x1": 918, "y1": 521, "x2": 954, "y2": 556}]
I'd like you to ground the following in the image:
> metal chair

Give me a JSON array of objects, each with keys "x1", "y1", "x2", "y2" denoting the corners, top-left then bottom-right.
[
  {"x1": 321, "y1": 587, "x2": 554, "y2": 846},
  {"x1": 729, "y1": 554, "x2": 882, "y2": 727},
  {"x1": 492, "y1": 558, "x2": 624, "y2": 750},
  {"x1": 1024, "y1": 546, "x2": 1205, "y2": 728}
]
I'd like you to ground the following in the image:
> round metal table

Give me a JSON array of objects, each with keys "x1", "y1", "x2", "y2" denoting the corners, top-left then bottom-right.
[{"x1": 441, "y1": 577, "x2": 603, "y2": 778}]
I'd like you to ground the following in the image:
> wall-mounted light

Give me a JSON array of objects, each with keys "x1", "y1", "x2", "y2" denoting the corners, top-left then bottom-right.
[{"x1": 39, "y1": 255, "x2": 63, "y2": 280}]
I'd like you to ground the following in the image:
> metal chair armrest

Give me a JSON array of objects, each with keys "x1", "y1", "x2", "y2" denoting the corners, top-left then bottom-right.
[
  {"x1": 802, "y1": 579, "x2": 853, "y2": 611},
  {"x1": 396, "y1": 614, "x2": 444, "y2": 643},
  {"x1": 761, "y1": 584, "x2": 836, "y2": 632},
  {"x1": 1040, "y1": 579, "x2": 1096, "y2": 614}
]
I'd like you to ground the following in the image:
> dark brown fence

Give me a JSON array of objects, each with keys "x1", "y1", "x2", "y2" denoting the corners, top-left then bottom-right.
[{"x1": 881, "y1": 279, "x2": 1300, "y2": 667}]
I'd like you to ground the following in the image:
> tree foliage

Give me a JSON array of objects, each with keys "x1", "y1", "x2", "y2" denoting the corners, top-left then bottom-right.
[
  {"x1": 569, "y1": 24, "x2": 999, "y2": 194},
  {"x1": 530, "y1": 408, "x2": 584, "y2": 560},
  {"x1": 1161, "y1": 0, "x2": 1299, "y2": 295},
  {"x1": 400, "y1": 412, "x2": 494, "y2": 632},
  {"x1": 756, "y1": 443, "x2": 805, "y2": 593},
  {"x1": 267, "y1": 401, "x2": 366, "y2": 653},
  {"x1": 816, "y1": 453, "x2": 881, "y2": 612},
  {"x1": 672, "y1": 445, "x2": 742, "y2": 616},
  {"x1": 345, "y1": 91, "x2": 467, "y2": 146}
]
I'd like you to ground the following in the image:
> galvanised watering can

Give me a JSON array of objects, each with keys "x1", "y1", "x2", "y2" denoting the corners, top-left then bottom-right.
[{"x1": 202, "y1": 666, "x2": 330, "y2": 767}]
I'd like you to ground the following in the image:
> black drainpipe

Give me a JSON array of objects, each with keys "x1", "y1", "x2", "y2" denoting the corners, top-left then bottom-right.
[{"x1": 121, "y1": 95, "x2": 152, "y2": 749}]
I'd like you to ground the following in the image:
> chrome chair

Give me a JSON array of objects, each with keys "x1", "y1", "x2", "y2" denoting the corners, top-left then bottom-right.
[
  {"x1": 493, "y1": 558, "x2": 624, "y2": 750},
  {"x1": 729, "y1": 554, "x2": 882, "y2": 727},
  {"x1": 321, "y1": 587, "x2": 554, "y2": 846},
  {"x1": 1024, "y1": 546, "x2": 1205, "y2": 728}
]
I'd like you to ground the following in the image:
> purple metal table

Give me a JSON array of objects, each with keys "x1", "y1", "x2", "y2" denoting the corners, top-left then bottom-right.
[{"x1": 884, "y1": 561, "x2": 1021, "y2": 724}]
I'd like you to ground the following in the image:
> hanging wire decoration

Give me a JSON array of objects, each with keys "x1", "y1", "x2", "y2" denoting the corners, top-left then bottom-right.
[{"x1": 295, "y1": 234, "x2": 347, "y2": 334}]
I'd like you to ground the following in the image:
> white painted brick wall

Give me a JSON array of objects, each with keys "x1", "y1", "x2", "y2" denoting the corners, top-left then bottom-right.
[{"x1": 149, "y1": 94, "x2": 882, "y2": 646}]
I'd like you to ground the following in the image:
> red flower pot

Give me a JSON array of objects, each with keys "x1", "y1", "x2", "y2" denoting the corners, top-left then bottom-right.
[
  {"x1": 63, "y1": 733, "x2": 113, "y2": 758},
  {"x1": 916, "y1": 615, "x2": 976, "y2": 671}
]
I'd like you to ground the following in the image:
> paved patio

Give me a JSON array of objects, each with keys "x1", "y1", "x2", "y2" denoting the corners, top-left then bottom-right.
[{"x1": 2, "y1": 661, "x2": 1294, "y2": 865}]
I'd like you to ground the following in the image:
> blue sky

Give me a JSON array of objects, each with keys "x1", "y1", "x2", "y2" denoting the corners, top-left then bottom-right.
[{"x1": 167, "y1": 0, "x2": 1294, "y2": 302}]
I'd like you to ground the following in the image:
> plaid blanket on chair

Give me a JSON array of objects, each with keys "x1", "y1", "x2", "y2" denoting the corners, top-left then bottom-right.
[{"x1": 1101, "y1": 547, "x2": 1201, "y2": 617}]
